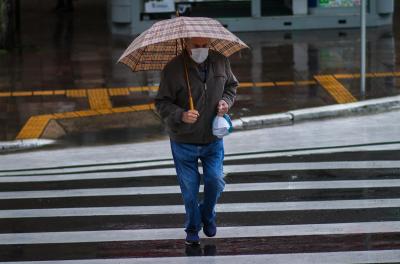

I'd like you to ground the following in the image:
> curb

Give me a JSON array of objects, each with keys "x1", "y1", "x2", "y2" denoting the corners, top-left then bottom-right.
[
  {"x1": 0, "y1": 139, "x2": 57, "y2": 154},
  {"x1": 1, "y1": 95, "x2": 400, "y2": 153},
  {"x1": 233, "y1": 95, "x2": 400, "y2": 130}
]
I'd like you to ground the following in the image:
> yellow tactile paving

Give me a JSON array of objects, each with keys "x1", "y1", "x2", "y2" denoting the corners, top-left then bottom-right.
[
  {"x1": 275, "y1": 81, "x2": 295, "y2": 86},
  {"x1": 314, "y1": 75, "x2": 357, "y2": 104},
  {"x1": 54, "y1": 90, "x2": 66, "y2": 95},
  {"x1": 0, "y1": 92, "x2": 11, "y2": 97},
  {"x1": 111, "y1": 107, "x2": 134, "y2": 113},
  {"x1": 2, "y1": 71, "x2": 400, "y2": 99},
  {"x1": 334, "y1": 74, "x2": 354, "y2": 79},
  {"x1": 12, "y1": 91, "x2": 33, "y2": 96},
  {"x1": 16, "y1": 102, "x2": 169, "y2": 139},
  {"x1": 53, "y1": 112, "x2": 80, "y2": 119},
  {"x1": 87, "y1": 89, "x2": 112, "y2": 110},
  {"x1": 74, "y1": 110, "x2": 98, "y2": 117},
  {"x1": 147, "y1": 86, "x2": 159, "y2": 92},
  {"x1": 16, "y1": 114, "x2": 54, "y2": 139},
  {"x1": 238, "y1": 82, "x2": 254, "y2": 88},
  {"x1": 129, "y1": 87, "x2": 143, "y2": 92},
  {"x1": 254, "y1": 82, "x2": 275, "y2": 87},
  {"x1": 296, "y1": 80, "x2": 317, "y2": 86},
  {"x1": 66, "y1": 89, "x2": 87, "y2": 97},
  {"x1": 33, "y1": 90, "x2": 54, "y2": 96},
  {"x1": 108, "y1": 88, "x2": 130, "y2": 96},
  {"x1": 374, "y1": 72, "x2": 394, "y2": 77},
  {"x1": 130, "y1": 104, "x2": 154, "y2": 111},
  {"x1": 96, "y1": 109, "x2": 114, "y2": 114}
]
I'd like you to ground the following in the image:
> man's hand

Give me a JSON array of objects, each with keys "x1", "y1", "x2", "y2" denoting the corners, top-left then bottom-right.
[
  {"x1": 217, "y1": 100, "x2": 229, "y2": 116},
  {"x1": 182, "y1": 110, "x2": 200, "y2": 124}
]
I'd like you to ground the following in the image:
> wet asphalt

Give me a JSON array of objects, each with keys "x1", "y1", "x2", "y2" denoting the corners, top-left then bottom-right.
[
  {"x1": 0, "y1": 0, "x2": 399, "y2": 143},
  {"x1": 0, "y1": 2, "x2": 400, "y2": 262},
  {"x1": 0, "y1": 149, "x2": 400, "y2": 261}
]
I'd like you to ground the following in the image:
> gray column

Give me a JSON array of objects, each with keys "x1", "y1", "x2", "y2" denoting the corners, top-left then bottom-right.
[{"x1": 251, "y1": 0, "x2": 261, "y2": 18}]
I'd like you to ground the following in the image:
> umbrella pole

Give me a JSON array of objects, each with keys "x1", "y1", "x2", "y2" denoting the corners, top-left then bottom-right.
[
  {"x1": 182, "y1": 48, "x2": 195, "y2": 111},
  {"x1": 176, "y1": 12, "x2": 194, "y2": 111}
]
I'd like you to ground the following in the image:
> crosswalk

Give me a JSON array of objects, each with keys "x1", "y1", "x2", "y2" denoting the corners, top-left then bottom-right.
[{"x1": 1, "y1": 147, "x2": 400, "y2": 263}]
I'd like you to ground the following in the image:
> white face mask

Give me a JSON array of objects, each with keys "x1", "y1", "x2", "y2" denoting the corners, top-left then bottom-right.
[{"x1": 190, "y1": 48, "x2": 209, "y2": 64}]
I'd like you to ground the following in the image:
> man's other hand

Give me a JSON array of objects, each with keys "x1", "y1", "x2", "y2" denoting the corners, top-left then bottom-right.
[
  {"x1": 182, "y1": 110, "x2": 200, "y2": 124},
  {"x1": 217, "y1": 100, "x2": 229, "y2": 116}
]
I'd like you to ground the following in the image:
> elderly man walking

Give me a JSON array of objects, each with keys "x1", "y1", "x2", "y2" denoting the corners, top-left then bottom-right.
[{"x1": 155, "y1": 37, "x2": 238, "y2": 245}]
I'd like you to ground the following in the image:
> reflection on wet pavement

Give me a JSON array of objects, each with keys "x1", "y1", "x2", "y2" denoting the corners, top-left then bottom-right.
[{"x1": 0, "y1": 0, "x2": 400, "y2": 143}]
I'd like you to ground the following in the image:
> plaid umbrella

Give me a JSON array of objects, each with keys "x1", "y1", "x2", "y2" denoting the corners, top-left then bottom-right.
[{"x1": 117, "y1": 16, "x2": 249, "y2": 72}]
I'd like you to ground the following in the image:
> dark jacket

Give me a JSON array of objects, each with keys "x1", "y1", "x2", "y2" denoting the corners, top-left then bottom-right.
[{"x1": 155, "y1": 50, "x2": 238, "y2": 144}]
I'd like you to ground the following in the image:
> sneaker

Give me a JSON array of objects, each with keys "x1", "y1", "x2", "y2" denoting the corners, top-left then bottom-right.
[
  {"x1": 203, "y1": 221, "x2": 217, "y2": 237},
  {"x1": 185, "y1": 231, "x2": 200, "y2": 246}
]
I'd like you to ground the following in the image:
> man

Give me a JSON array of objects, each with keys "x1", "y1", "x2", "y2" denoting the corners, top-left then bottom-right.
[{"x1": 155, "y1": 37, "x2": 238, "y2": 245}]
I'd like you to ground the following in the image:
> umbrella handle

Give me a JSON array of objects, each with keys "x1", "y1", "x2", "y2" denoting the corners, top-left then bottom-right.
[{"x1": 189, "y1": 95, "x2": 194, "y2": 111}]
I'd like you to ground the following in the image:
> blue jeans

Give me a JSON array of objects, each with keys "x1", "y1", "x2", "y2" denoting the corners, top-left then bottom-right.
[{"x1": 170, "y1": 139, "x2": 225, "y2": 233}]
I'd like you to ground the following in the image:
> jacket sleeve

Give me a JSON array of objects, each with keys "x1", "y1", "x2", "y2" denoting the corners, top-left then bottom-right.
[
  {"x1": 222, "y1": 57, "x2": 239, "y2": 109},
  {"x1": 155, "y1": 68, "x2": 185, "y2": 126}
]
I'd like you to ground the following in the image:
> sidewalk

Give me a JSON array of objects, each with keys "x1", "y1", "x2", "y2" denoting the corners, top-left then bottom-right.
[
  {"x1": 2, "y1": 95, "x2": 400, "y2": 154},
  {"x1": 1, "y1": 107, "x2": 399, "y2": 171}
]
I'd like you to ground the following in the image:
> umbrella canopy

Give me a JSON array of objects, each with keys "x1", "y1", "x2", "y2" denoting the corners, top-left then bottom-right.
[{"x1": 118, "y1": 16, "x2": 249, "y2": 72}]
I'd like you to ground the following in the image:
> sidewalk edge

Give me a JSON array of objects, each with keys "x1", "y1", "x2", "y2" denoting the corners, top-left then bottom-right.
[
  {"x1": 2, "y1": 96, "x2": 400, "y2": 153},
  {"x1": 0, "y1": 139, "x2": 57, "y2": 154},
  {"x1": 234, "y1": 95, "x2": 400, "y2": 130}
]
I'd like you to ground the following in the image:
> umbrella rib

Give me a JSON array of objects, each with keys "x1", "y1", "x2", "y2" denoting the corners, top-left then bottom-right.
[{"x1": 134, "y1": 45, "x2": 149, "y2": 71}]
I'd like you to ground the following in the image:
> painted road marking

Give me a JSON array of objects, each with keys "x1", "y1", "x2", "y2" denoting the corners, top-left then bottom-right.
[
  {"x1": 16, "y1": 103, "x2": 155, "y2": 139},
  {"x1": 334, "y1": 73, "x2": 355, "y2": 79},
  {"x1": 296, "y1": 80, "x2": 317, "y2": 85},
  {"x1": 0, "y1": 92, "x2": 11, "y2": 97},
  {"x1": 87, "y1": 89, "x2": 112, "y2": 110},
  {"x1": 238, "y1": 82, "x2": 253, "y2": 87},
  {"x1": 1, "y1": 71, "x2": 399, "y2": 99},
  {"x1": 1, "y1": 199, "x2": 399, "y2": 218},
  {"x1": 108, "y1": 88, "x2": 130, "y2": 96},
  {"x1": 3, "y1": 250, "x2": 400, "y2": 264},
  {"x1": 16, "y1": 115, "x2": 55, "y2": 140},
  {"x1": 1, "y1": 178, "x2": 400, "y2": 199},
  {"x1": 54, "y1": 90, "x2": 66, "y2": 95},
  {"x1": 1, "y1": 159, "x2": 399, "y2": 180},
  {"x1": 374, "y1": 72, "x2": 395, "y2": 77},
  {"x1": 315, "y1": 75, "x2": 357, "y2": 104},
  {"x1": 1, "y1": 221, "x2": 399, "y2": 244},
  {"x1": 33, "y1": 90, "x2": 54, "y2": 96},
  {"x1": 275, "y1": 81, "x2": 295, "y2": 86},
  {"x1": 12, "y1": 91, "x2": 33, "y2": 96},
  {"x1": 10, "y1": 71, "x2": 400, "y2": 139},
  {"x1": 254, "y1": 81, "x2": 275, "y2": 87},
  {"x1": 66, "y1": 89, "x2": 87, "y2": 97}
]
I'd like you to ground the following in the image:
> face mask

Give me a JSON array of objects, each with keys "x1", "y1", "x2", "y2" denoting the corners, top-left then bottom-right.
[{"x1": 190, "y1": 48, "x2": 209, "y2": 64}]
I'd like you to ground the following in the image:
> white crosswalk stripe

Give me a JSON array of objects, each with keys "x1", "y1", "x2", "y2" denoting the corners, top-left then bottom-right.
[
  {"x1": 1, "y1": 198, "x2": 399, "y2": 218},
  {"x1": 1, "y1": 179, "x2": 400, "y2": 199},
  {"x1": 4, "y1": 250, "x2": 400, "y2": 264},
  {"x1": 1, "y1": 150, "x2": 400, "y2": 263},
  {"x1": 1, "y1": 221, "x2": 400, "y2": 245},
  {"x1": 0, "y1": 160, "x2": 399, "y2": 182}
]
